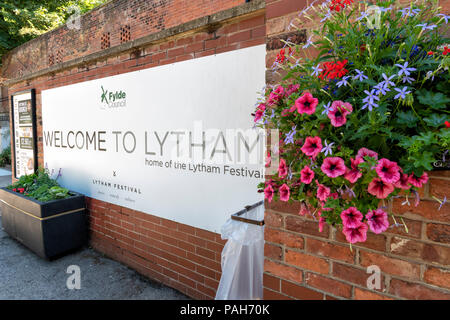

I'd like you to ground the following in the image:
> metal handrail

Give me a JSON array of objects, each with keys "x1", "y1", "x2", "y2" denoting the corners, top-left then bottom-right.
[{"x1": 231, "y1": 200, "x2": 264, "y2": 226}]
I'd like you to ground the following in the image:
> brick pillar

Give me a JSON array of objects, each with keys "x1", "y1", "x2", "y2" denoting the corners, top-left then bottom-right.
[{"x1": 263, "y1": 1, "x2": 450, "y2": 300}]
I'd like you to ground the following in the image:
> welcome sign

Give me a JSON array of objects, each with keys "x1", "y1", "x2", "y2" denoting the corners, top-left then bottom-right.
[{"x1": 42, "y1": 45, "x2": 266, "y2": 232}]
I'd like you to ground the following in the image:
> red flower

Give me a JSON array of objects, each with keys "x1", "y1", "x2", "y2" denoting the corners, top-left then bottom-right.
[
  {"x1": 275, "y1": 48, "x2": 286, "y2": 63},
  {"x1": 366, "y1": 209, "x2": 389, "y2": 234},
  {"x1": 318, "y1": 60, "x2": 349, "y2": 80},
  {"x1": 394, "y1": 172, "x2": 411, "y2": 190},
  {"x1": 445, "y1": 121, "x2": 450, "y2": 128},
  {"x1": 344, "y1": 157, "x2": 363, "y2": 183},
  {"x1": 264, "y1": 184, "x2": 274, "y2": 203},
  {"x1": 368, "y1": 178, "x2": 394, "y2": 199},
  {"x1": 301, "y1": 136, "x2": 322, "y2": 159},
  {"x1": 300, "y1": 165, "x2": 314, "y2": 184},
  {"x1": 267, "y1": 86, "x2": 284, "y2": 106},
  {"x1": 330, "y1": 0, "x2": 353, "y2": 12},
  {"x1": 278, "y1": 158, "x2": 288, "y2": 179},
  {"x1": 427, "y1": 51, "x2": 434, "y2": 55},
  {"x1": 321, "y1": 157, "x2": 346, "y2": 178},
  {"x1": 17, "y1": 188, "x2": 25, "y2": 193},
  {"x1": 12, "y1": 188, "x2": 17, "y2": 192},
  {"x1": 356, "y1": 147, "x2": 378, "y2": 161},
  {"x1": 340, "y1": 207, "x2": 363, "y2": 228},
  {"x1": 342, "y1": 222, "x2": 368, "y2": 243},
  {"x1": 443, "y1": 46, "x2": 450, "y2": 56},
  {"x1": 328, "y1": 101, "x2": 353, "y2": 127},
  {"x1": 295, "y1": 92, "x2": 318, "y2": 115},
  {"x1": 375, "y1": 158, "x2": 401, "y2": 184},
  {"x1": 408, "y1": 172, "x2": 428, "y2": 188},
  {"x1": 279, "y1": 184, "x2": 290, "y2": 202},
  {"x1": 316, "y1": 180, "x2": 331, "y2": 202}
]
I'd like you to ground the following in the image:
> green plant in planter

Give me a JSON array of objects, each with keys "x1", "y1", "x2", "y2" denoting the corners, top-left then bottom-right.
[
  {"x1": 7, "y1": 168, "x2": 70, "y2": 202},
  {"x1": 256, "y1": 0, "x2": 449, "y2": 244}
]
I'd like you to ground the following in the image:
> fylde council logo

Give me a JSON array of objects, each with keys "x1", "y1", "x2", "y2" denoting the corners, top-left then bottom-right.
[{"x1": 100, "y1": 85, "x2": 127, "y2": 109}]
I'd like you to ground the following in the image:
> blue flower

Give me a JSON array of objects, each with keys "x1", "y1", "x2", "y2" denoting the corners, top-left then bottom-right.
[
  {"x1": 402, "y1": 76, "x2": 415, "y2": 84},
  {"x1": 311, "y1": 64, "x2": 323, "y2": 77},
  {"x1": 337, "y1": 76, "x2": 350, "y2": 88},
  {"x1": 374, "y1": 83, "x2": 391, "y2": 96},
  {"x1": 380, "y1": 73, "x2": 396, "y2": 87},
  {"x1": 321, "y1": 101, "x2": 332, "y2": 115},
  {"x1": 321, "y1": 140, "x2": 334, "y2": 156},
  {"x1": 394, "y1": 87, "x2": 411, "y2": 100},
  {"x1": 363, "y1": 89, "x2": 380, "y2": 104},
  {"x1": 353, "y1": 69, "x2": 368, "y2": 81},
  {"x1": 303, "y1": 36, "x2": 313, "y2": 49},
  {"x1": 416, "y1": 23, "x2": 437, "y2": 31},
  {"x1": 321, "y1": 10, "x2": 332, "y2": 22},
  {"x1": 395, "y1": 61, "x2": 416, "y2": 77},
  {"x1": 356, "y1": 12, "x2": 369, "y2": 21},
  {"x1": 362, "y1": 89, "x2": 380, "y2": 111},
  {"x1": 362, "y1": 100, "x2": 378, "y2": 112},
  {"x1": 438, "y1": 13, "x2": 450, "y2": 24},
  {"x1": 284, "y1": 126, "x2": 297, "y2": 145}
]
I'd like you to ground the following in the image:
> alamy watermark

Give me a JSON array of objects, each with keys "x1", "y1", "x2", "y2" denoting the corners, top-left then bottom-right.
[{"x1": 66, "y1": 265, "x2": 81, "y2": 290}]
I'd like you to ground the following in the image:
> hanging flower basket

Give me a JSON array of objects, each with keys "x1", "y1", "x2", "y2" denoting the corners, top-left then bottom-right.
[{"x1": 256, "y1": 0, "x2": 449, "y2": 244}]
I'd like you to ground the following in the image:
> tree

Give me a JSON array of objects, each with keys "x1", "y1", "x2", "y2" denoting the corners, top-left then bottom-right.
[{"x1": 0, "y1": 0, "x2": 108, "y2": 60}]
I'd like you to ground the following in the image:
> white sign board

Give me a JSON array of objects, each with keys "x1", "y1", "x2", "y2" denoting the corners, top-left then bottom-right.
[
  {"x1": 12, "y1": 91, "x2": 36, "y2": 178},
  {"x1": 42, "y1": 45, "x2": 266, "y2": 233}
]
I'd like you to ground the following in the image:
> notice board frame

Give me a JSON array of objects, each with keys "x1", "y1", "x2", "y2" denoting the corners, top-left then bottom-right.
[{"x1": 10, "y1": 89, "x2": 38, "y2": 179}]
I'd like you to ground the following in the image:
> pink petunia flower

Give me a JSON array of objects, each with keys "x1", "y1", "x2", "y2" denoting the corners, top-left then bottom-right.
[
  {"x1": 344, "y1": 157, "x2": 363, "y2": 183},
  {"x1": 319, "y1": 216, "x2": 326, "y2": 233},
  {"x1": 286, "y1": 84, "x2": 300, "y2": 96},
  {"x1": 295, "y1": 92, "x2": 319, "y2": 115},
  {"x1": 340, "y1": 207, "x2": 363, "y2": 228},
  {"x1": 278, "y1": 158, "x2": 288, "y2": 179},
  {"x1": 279, "y1": 184, "x2": 290, "y2": 202},
  {"x1": 342, "y1": 222, "x2": 368, "y2": 243},
  {"x1": 264, "y1": 184, "x2": 274, "y2": 203},
  {"x1": 356, "y1": 147, "x2": 378, "y2": 161},
  {"x1": 376, "y1": 158, "x2": 401, "y2": 184},
  {"x1": 268, "y1": 86, "x2": 285, "y2": 105},
  {"x1": 394, "y1": 172, "x2": 411, "y2": 190},
  {"x1": 316, "y1": 180, "x2": 331, "y2": 201},
  {"x1": 254, "y1": 108, "x2": 264, "y2": 122},
  {"x1": 368, "y1": 178, "x2": 394, "y2": 199},
  {"x1": 301, "y1": 136, "x2": 323, "y2": 159},
  {"x1": 265, "y1": 152, "x2": 271, "y2": 168},
  {"x1": 299, "y1": 202, "x2": 310, "y2": 216},
  {"x1": 366, "y1": 208, "x2": 389, "y2": 234},
  {"x1": 300, "y1": 165, "x2": 315, "y2": 184},
  {"x1": 327, "y1": 100, "x2": 353, "y2": 127},
  {"x1": 321, "y1": 157, "x2": 347, "y2": 178},
  {"x1": 408, "y1": 172, "x2": 428, "y2": 188}
]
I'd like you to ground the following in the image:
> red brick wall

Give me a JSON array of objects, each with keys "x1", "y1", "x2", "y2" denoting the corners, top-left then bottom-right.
[
  {"x1": 4, "y1": 1, "x2": 265, "y2": 299},
  {"x1": 263, "y1": 0, "x2": 450, "y2": 300},
  {"x1": 1, "y1": 0, "x2": 247, "y2": 80}
]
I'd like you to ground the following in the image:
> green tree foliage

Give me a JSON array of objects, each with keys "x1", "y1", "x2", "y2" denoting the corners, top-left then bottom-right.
[{"x1": 0, "y1": 0, "x2": 108, "y2": 59}]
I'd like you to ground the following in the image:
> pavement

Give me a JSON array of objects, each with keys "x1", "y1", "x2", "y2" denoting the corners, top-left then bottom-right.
[{"x1": 0, "y1": 170, "x2": 189, "y2": 300}]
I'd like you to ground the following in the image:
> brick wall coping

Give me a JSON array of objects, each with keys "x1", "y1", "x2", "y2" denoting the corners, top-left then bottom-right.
[{"x1": 3, "y1": 0, "x2": 265, "y2": 86}]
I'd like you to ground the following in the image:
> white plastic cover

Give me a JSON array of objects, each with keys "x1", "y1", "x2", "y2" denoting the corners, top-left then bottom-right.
[{"x1": 215, "y1": 203, "x2": 264, "y2": 300}]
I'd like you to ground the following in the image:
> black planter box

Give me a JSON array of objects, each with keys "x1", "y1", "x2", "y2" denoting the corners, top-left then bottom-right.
[{"x1": 0, "y1": 187, "x2": 87, "y2": 259}]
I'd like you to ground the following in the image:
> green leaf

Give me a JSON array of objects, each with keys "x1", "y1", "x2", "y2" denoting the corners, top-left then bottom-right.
[
  {"x1": 396, "y1": 111, "x2": 418, "y2": 128},
  {"x1": 423, "y1": 114, "x2": 447, "y2": 127},
  {"x1": 411, "y1": 151, "x2": 435, "y2": 171},
  {"x1": 416, "y1": 89, "x2": 450, "y2": 110}
]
